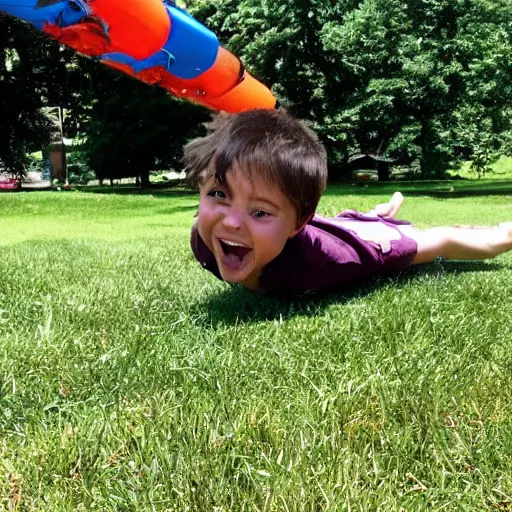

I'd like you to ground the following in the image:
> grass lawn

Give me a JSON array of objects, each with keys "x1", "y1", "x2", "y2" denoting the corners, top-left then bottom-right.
[
  {"x1": 449, "y1": 156, "x2": 512, "y2": 181},
  {"x1": 1, "y1": 184, "x2": 512, "y2": 511}
]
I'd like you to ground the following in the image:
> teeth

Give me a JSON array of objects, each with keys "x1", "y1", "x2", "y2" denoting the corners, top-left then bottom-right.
[{"x1": 221, "y1": 239, "x2": 246, "y2": 248}]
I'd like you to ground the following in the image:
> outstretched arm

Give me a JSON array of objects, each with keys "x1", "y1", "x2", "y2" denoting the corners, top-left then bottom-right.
[
  {"x1": 409, "y1": 223, "x2": 512, "y2": 265},
  {"x1": 363, "y1": 192, "x2": 512, "y2": 265}
]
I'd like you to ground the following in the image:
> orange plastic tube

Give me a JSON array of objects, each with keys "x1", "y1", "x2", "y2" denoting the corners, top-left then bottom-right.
[
  {"x1": 44, "y1": 21, "x2": 111, "y2": 57},
  {"x1": 103, "y1": 45, "x2": 275, "y2": 112},
  {"x1": 203, "y1": 71, "x2": 276, "y2": 112},
  {"x1": 103, "y1": 59, "x2": 275, "y2": 113},
  {"x1": 196, "y1": 47, "x2": 242, "y2": 97},
  {"x1": 156, "y1": 47, "x2": 240, "y2": 98},
  {"x1": 90, "y1": 0, "x2": 171, "y2": 60}
]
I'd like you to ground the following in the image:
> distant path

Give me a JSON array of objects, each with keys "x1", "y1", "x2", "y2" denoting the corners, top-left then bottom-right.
[{"x1": 22, "y1": 171, "x2": 52, "y2": 190}]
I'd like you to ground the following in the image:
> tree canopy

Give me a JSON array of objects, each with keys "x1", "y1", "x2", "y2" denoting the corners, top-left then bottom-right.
[
  {"x1": 193, "y1": 0, "x2": 512, "y2": 177},
  {"x1": 0, "y1": 15, "x2": 51, "y2": 173},
  {"x1": 71, "y1": 60, "x2": 208, "y2": 185},
  {"x1": 1, "y1": 0, "x2": 511, "y2": 179}
]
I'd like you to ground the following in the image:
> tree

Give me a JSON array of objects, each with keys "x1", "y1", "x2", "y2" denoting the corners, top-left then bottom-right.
[
  {"x1": 317, "y1": 0, "x2": 512, "y2": 176},
  {"x1": 0, "y1": 15, "x2": 51, "y2": 174},
  {"x1": 3, "y1": 1, "x2": 512, "y2": 181},
  {"x1": 192, "y1": 0, "x2": 512, "y2": 178},
  {"x1": 0, "y1": 10, "x2": 209, "y2": 184},
  {"x1": 80, "y1": 63, "x2": 209, "y2": 185},
  {"x1": 0, "y1": 13, "x2": 96, "y2": 176}
]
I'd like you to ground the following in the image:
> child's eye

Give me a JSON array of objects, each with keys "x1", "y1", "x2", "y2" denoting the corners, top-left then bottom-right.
[
  {"x1": 207, "y1": 189, "x2": 227, "y2": 199},
  {"x1": 252, "y1": 210, "x2": 270, "y2": 219}
]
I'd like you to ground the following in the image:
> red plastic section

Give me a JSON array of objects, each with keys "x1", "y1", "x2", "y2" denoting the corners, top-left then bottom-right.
[{"x1": 44, "y1": 21, "x2": 110, "y2": 57}]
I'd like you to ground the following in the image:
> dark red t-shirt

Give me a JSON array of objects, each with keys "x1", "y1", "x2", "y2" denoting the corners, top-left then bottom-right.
[{"x1": 191, "y1": 211, "x2": 418, "y2": 296}]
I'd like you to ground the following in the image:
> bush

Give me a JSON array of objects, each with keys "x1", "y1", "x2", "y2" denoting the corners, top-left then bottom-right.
[{"x1": 67, "y1": 163, "x2": 95, "y2": 185}]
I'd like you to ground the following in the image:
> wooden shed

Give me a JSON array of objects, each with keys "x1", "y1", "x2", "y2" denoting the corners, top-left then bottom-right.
[{"x1": 348, "y1": 154, "x2": 393, "y2": 181}]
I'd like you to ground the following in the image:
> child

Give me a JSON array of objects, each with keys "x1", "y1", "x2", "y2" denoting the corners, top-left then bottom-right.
[{"x1": 184, "y1": 109, "x2": 512, "y2": 296}]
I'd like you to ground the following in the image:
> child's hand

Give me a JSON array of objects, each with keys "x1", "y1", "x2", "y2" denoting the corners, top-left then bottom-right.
[{"x1": 373, "y1": 192, "x2": 404, "y2": 219}]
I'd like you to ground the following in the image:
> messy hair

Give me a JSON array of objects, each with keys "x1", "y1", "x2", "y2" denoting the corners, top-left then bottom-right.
[{"x1": 184, "y1": 108, "x2": 328, "y2": 226}]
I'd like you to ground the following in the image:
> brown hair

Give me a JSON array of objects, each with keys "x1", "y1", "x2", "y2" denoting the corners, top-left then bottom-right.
[{"x1": 184, "y1": 108, "x2": 327, "y2": 226}]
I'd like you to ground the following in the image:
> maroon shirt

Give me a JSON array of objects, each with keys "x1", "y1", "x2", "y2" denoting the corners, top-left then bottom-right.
[{"x1": 191, "y1": 211, "x2": 418, "y2": 296}]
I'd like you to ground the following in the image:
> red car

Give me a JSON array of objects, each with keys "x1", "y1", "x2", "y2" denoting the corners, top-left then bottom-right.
[{"x1": 0, "y1": 176, "x2": 22, "y2": 191}]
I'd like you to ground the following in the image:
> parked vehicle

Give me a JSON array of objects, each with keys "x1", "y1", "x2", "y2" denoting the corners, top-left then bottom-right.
[{"x1": 0, "y1": 174, "x2": 22, "y2": 191}]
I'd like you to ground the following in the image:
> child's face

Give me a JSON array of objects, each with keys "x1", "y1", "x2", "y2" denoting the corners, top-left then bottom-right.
[{"x1": 197, "y1": 166, "x2": 303, "y2": 290}]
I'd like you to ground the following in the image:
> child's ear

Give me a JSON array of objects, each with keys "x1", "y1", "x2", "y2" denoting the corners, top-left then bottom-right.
[{"x1": 289, "y1": 214, "x2": 313, "y2": 238}]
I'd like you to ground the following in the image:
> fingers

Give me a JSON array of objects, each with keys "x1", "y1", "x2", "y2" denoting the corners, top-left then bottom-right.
[{"x1": 374, "y1": 192, "x2": 404, "y2": 219}]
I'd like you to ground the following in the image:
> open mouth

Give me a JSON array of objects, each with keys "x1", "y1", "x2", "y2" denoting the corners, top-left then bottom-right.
[{"x1": 219, "y1": 239, "x2": 252, "y2": 269}]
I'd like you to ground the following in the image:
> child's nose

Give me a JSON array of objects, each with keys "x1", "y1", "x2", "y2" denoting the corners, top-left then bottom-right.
[{"x1": 222, "y1": 210, "x2": 243, "y2": 230}]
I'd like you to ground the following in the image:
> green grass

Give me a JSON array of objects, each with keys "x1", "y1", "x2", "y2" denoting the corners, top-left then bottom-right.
[
  {"x1": 1, "y1": 185, "x2": 512, "y2": 511},
  {"x1": 449, "y1": 156, "x2": 512, "y2": 180}
]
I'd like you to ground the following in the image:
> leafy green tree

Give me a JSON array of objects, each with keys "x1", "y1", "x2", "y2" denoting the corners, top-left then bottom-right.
[
  {"x1": 0, "y1": 14, "x2": 94, "y2": 176},
  {"x1": 80, "y1": 65, "x2": 208, "y2": 185},
  {"x1": 0, "y1": 11, "x2": 209, "y2": 184},
  {"x1": 193, "y1": 0, "x2": 512, "y2": 178},
  {"x1": 3, "y1": 0, "x2": 512, "y2": 181},
  {"x1": 0, "y1": 15, "x2": 51, "y2": 174},
  {"x1": 317, "y1": 0, "x2": 512, "y2": 177}
]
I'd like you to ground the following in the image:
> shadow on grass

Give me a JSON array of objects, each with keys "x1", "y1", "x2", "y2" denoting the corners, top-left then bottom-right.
[
  {"x1": 76, "y1": 184, "x2": 198, "y2": 199},
  {"x1": 149, "y1": 204, "x2": 198, "y2": 217},
  {"x1": 323, "y1": 180, "x2": 512, "y2": 199},
  {"x1": 191, "y1": 260, "x2": 504, "y2": 326},
  {"x1": 38, "y1": 180, "x2": 512, "y2": 200}
]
